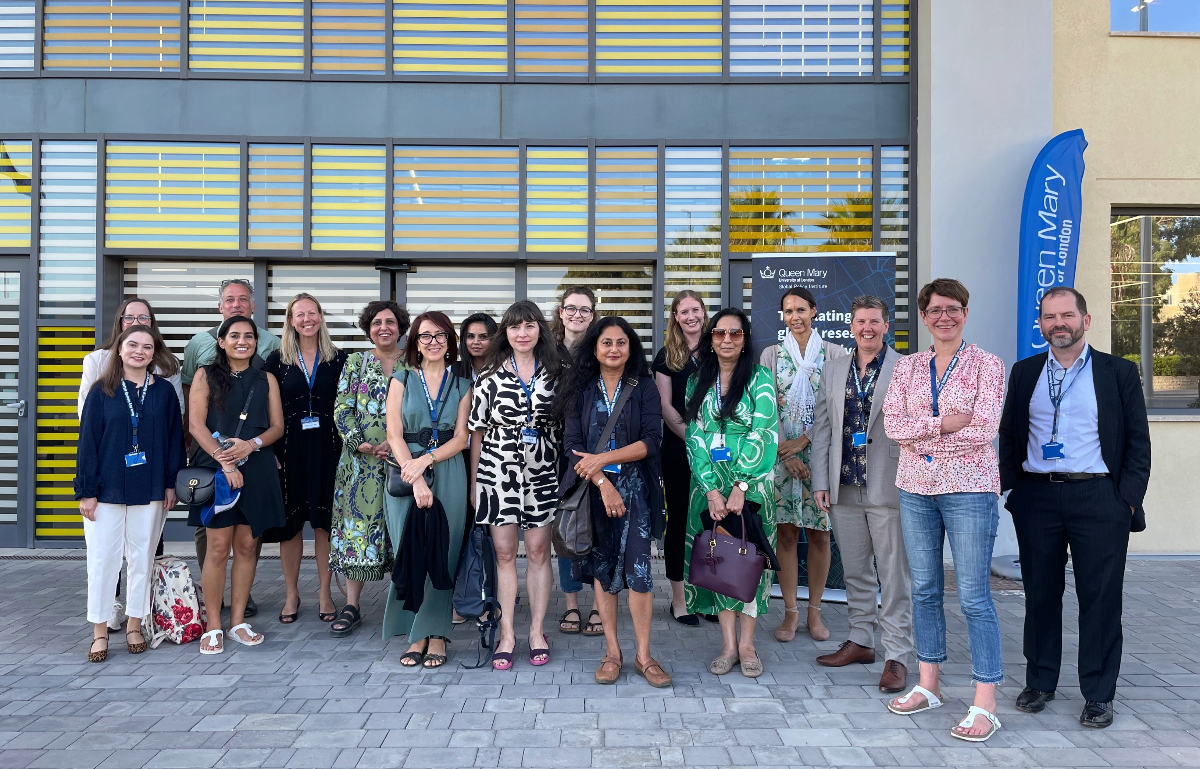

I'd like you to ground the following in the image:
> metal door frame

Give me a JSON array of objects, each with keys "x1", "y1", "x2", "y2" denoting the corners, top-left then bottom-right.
[{"x1": 0, "y1": 256, "x2": 37, "y2": 548}]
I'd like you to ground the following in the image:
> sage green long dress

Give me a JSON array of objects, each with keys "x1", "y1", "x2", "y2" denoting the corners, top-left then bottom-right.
[
  {"x1": 682, "y1": 364, "x2": 780, "y2": 618},
  {"x1": 381, "y1": 369, "x2": 471, "y2": 642}
]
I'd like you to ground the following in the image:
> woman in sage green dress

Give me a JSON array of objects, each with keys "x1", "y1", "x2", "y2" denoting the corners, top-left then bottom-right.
[
  {"x1": 683, "y1": 307, "x2": 779, "y2": 679},
  {"x1": 382, "y1": 311, "x2": 472, "y2": 669}
]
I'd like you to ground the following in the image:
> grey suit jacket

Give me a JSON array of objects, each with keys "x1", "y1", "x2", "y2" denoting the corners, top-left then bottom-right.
[{"x1": 810, "y1": 346, "x2": 902, "y2": 508}]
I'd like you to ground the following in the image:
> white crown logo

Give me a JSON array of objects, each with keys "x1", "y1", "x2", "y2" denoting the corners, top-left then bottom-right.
[{"x1": 759, "y1": 266, "x2": 776, "y2": 279}]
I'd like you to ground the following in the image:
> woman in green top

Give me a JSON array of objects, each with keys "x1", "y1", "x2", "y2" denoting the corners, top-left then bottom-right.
[
  {"x1": 683, "y1": 307, "x2": 779, "y2": 679},
  {"x1": 382, "y1": 311, "x2": 472, "y2": 669}
]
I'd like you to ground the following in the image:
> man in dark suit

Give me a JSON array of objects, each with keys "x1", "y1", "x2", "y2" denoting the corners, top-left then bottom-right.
[{"x1": 999, "y1": 287, "x2": 1151, "y2": 729}]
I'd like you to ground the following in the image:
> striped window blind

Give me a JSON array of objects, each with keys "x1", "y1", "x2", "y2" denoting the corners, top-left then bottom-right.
[
  {"x1": 122, "y1": 261, "x2": 249, "y2": 358},
  {"x1": 248, "y1": 143, "x2": 304, "y2": 250},
  {"x1": 189, "y1": 0, "x2": 305, "y2": 72},
  {"x1": 267, "y1": 264, "x2": 380, "y2": 351},
  {"x1": 42, "y1": 0, "x2": 181, "y2": 71},
  {"x1": 595, "y1": 146, "x2": 657, "y2": 253},
  {"x1": 528, "y1": 263, "x2": 655, "y2": 350},
  {"x1": 0, "y1": 140, "x2": 31, "y2": 248},
  {"x1": 525, "y1": 147, "x2": 588, "y2": 253},
  {"x1": 38, "y1": 141, "x2": 98, "y2": 321},
  {"x1": 728, "y1": 146, "x2": 873, "y2": 253},
  {"x1": 405, "y1": 263, "x2": 516, "y2": 329},
  {"x1": 311, "y1": 144, "x2": 386, "y2": 251},
  {"x1": 312, "y1": 0, "x2": 387, "y2": 74},
  {"x1": 0, "y1": 273, "x2": 17, "y2": 524},
  {"x1": 514, "y1": 0, "x2": 587, "y2": 76},
  {"x1": 0, "y1": 0, "x2": 35, "y2": 70},
  {"x1": 664, "y1": 147, "x2": 721, "y2": 323},
  {"x1": 393, "y1": 146, "x2": 519, "y2": 252},
  {"x1": 392, "y1": 0, "x2": 508, "y2": 76},
  {"x1": 36, "y1": 324, "x2": 94, "y2": 538},
  {"x1": 882, "y1": 145, "x2": 909, "y2": 349},
  {"x1": 730, "y1": 1, "x2": 873, "y2": 77},
  {"x1": 881, "y1": 0, "x2": 909, "y2": 75},
  {"x1": 104, "y1": 141, "x2": 241, "y2": 250},
  {"x1": 595, "y1": 0, "x2": 721, "y2": 76}
]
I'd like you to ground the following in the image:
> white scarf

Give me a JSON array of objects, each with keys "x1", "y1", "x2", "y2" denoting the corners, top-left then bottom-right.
[{"x1": 781, "y1": 330, "x2": 824, "y2": 435}]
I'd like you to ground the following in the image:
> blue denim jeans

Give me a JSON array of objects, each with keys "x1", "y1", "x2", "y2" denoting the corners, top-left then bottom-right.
[
  {"x1": 558, "y1": 556, "x2": 584, "y2": 594},
  {"x1": 898, "y1": 490, "x2": 1004, "y2": 685}
]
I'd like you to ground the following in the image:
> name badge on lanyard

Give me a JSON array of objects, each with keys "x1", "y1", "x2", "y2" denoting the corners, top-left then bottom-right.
[
  {"x1": 599, "y1": 378, "x2": 622, "y2": 474},
  {"x1": 1042, "y1": 348, "x2": 1091, "y2": 461},
  {"x1": 417, "y1": 367, "x2": 448, "y2": 447},
  {"x1": 122, "y1": 371, "x2": 150, "y2": 467},
  {"x1": 850, "y1": 357, "x2": 879, "y2": 450},
  {"x1": 511, "y1": 355, "x2": 539, "y2": 445},
  {"x1": 710, "y1": 373, "x2": 731, "y2": 462},
  {"x1": 925, "y1": 341, "x2": 965, "y2": 463},
  {"x1": 297, "y1": 351, "x2": 321, "y2": 429}
]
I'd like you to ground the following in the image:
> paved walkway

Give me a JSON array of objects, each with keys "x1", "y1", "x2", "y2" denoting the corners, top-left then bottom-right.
[{"x1": 0, "y1": 554, "x2": 1196, "y2": 768}]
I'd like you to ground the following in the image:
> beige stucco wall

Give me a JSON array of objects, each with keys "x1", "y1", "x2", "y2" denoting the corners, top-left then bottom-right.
[{"x1": 1054, "y1": 0, "x2": 1200, "y2": 552}]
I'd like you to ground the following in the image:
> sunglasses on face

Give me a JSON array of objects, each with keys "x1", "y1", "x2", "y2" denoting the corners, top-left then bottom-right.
[{"x1": 711, "y1": 328, "x2": 745, "y2": 340}]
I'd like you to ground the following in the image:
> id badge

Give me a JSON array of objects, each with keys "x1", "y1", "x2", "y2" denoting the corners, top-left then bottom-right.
[
  {"x1": 301, "y1": 416, "x2": 320, "y2": 431},
  {"x1": 520, "y1": 427, "x2": 539, "y2": 445},
  {"x1": 711, "y1": 433, "x2": 731, "y2": 462},
  {"x1": 125, "y1": 451, "x2": 147, "y2": 468},
  {"x1": 1041, "y1": 441, "x2": 1066, "y2": 460},
  {"x1": 851, "y1": 431, "x2": 867, "y2": 448},
  {"x1": 603, "y1": 462, "x2": 621, "y2": 474}
]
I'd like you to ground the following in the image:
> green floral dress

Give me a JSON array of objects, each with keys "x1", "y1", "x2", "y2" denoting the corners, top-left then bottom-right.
[
  {"x1": 330, "y1": 351, "x2": 401, "y2": 582},
  {"x1": 769, "y1": 341, "x2": 830, "y2": 531},
  {"x1": 683, "y1": 364, "x2": 779, "y2": 618}
]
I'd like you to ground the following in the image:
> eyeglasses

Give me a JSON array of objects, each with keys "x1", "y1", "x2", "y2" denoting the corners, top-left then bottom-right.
[
  {"x1": 923, "y1": 306, "x2": 964, "y2": 320},
  {"x1": 417, "y1": 332, "x2": 450, "y2": 344},
  {"x1": 121, "y1": 314, "x2": 152, "y2": 324},
  {"x1": 710, "y1": 328, "x2": 745, "y2": 340},
  {"x1": 562, "y1": 305, "x2": 593, "y2": 318}
]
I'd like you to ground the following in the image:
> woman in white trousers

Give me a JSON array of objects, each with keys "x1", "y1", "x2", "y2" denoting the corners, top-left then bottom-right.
[{"x1": 76, "y1": 325, "x2": 184, "y2": 662}]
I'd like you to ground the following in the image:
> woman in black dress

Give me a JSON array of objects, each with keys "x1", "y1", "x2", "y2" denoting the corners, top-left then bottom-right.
[
  {"x1": 189, "y1": 316, "x2": 285, "y2": 654},
  {"x1": 263, "y1": 294, "x2": 348, "y2": 624}
]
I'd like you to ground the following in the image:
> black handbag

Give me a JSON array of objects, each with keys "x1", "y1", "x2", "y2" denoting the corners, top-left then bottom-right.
[
  {"x1": 552, "y1": 377, "x2": 637, "y2": 559},
  {"x1": 452, "y1": 524, "x2": 501, "y2": 669},
  {"x1": 386, "y1": 370, "x2": 452, "y2": 498},
  {"x1": 175, "y1": 374, "x2": 260, "y2": 507}
]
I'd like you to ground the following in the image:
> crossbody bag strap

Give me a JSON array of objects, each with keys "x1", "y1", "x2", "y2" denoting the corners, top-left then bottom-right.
[
  {"x1": 231, "y1": 372, "x2": 262, "y2": 442},
  {"x1": 591, "y1": 377, "x2": 638, "y2": 454}
]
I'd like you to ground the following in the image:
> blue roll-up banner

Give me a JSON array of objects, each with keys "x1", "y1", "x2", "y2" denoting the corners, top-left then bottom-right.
[{"x1": 1016, "y1": 129, "x2": 1088, "y2": 359}]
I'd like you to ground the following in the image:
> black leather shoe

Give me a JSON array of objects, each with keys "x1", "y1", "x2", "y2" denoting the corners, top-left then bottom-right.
[
  {"x1": 1015, "y1": 687, "x2": 1055, "y2": 713},
  {"x1": 244, "y1": 595, "x2": 258, "y2": 618},
  {"x1": 1080, "y1": 700, "x2": 1114, "y2": 728}
]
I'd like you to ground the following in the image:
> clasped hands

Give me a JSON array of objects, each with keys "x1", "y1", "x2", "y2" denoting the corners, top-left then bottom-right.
[
  {"x1": 705, "y1": 483, "x2": 746, "y2": 523},
  {"x1": 572, "y1": 450, "x2": 625, "y2": 518},
  {"x1": 777, "y1": 436, "x2": 810, "y2": 480}
]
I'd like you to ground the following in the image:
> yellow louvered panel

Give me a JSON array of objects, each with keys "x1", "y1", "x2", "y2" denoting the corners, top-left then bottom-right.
[
  {"x1": 393, "y1": 0, "x2": 507, "y2": 75},
  {"x1": 525, "y1": 147, "x2": 587, "y2": 253},
  {"x1": 0, "y1": 0, "x2": 36, "y2": 70},
  {"x1": 595, "y1": 147, "x2": 656, "y2": 252},
  {"x1": 595, "y1": 0, "x2": 721, "y2": 76},
  {"x1": 514, "y1": 0, "x2": 586, "y2": 76},
  {"x1": 0, "y1": 139, "x2": 32, "y2": 248},
  {"x1": 105, "y1": 141, "x2": 241, "y2": 250},
  {"x1": 311, "y1": 144, "x2": 386, "y2": 251},
  {"x1": 189, "y1": 0, "x2": 304, "y2": 72},
  {"x1": 42, "y1": 0, "x2": 181, "y2": 71},
  {"x1": 312, "y1": 0, "x2": 386, "y2": 74},
  {"x1": 728, "y1": 147, "x2": 873, "y2": 254},
  {"x1": 36, "y1": 326, "x2": 94, "y2": 539},
  {"x1": 248, "y1": 143, "x2": 304, "y2": 250},
  {"x1": 393, "y1": 146, "x2": 519, "y2": 252},
  {"x1": 881, "y1": 0, "x2": 909, "y2": 75}
]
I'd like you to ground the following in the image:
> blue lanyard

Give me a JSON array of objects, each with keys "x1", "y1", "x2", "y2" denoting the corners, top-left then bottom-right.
[
  {"x1": 714, "y1": 372, "x2": 724, "y2": 413},
  {"x1": 417, "y1": 367, "x2": 449, "y2": 446},
  {"x1": 599, "y1": 377, "x2": 622, "y2": 450},
  {"x1": 851, "y1": 352, "x2": 882, "y2": 421},
  {"x1": 297, "y1": 350, "x2": 320, "y2": 416},
  {"x1": 1047, "y1": 348, "x2": 1092, "y2": 442},
  {"x1": 928, "y1": 341, "x2": 965, "y2": 417},
  {"x1": 510, "y1": 355, "x2": 538, "y2": 424},
  {"x1": 120, "y1": 371, "x2": 150, "y2": 450}
]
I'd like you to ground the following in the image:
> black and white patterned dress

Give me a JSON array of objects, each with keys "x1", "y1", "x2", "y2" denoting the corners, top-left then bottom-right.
[{"x1": 469, "y1": 364, "x2": 560, "y2": 529}]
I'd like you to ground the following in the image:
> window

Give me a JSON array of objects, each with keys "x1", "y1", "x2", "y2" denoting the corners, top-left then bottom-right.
[
  {"x1": 595, "y1": 147, "x2": 657, "y2": 252},
  {"x1": 189, "y1": 0, "x2": 305, "y2": 72},
  {"x1": 730, "y1": 1, "x2": 874, "y2": 77},
  {"x1": 881, "y1": 145, "x2": 910, "y2": 350},
  {"x1": 39, "y1": 141, "x2": 98, "y2": 320},
  {"x1": 42, "y1": 0, "x2": 181, "y2": 71},
  {"x1": 528, "y1": 263, "x2": 655, "y2": 349},
  {"x1": 123, "y1": 261, "x2": 253, "y2": 358},
  {"x1": 664, "y1": 147, "x2": 722, "y2": 325},
  {"x1": 595, "y1": 0, "x2": 722, "y2": 76},
  {"x1": 312, "y1": 0, "x2": 387, "y2": 74},
  {"x1": 1110, "y1": 213, "x2": 1200, "y2": 409},
  {"x1": 880, "y1": 0, "x2": 909, "y2": 75},
  {"x1": 268, "y1": 264, "x2": 380, "y2": 351},
  {"x1": 525, "y1": 147, "x2": 588, "y2": 253},
  {"x1": 405, "y1": 263, "x2": 516, "y2": 329},
  {"x1": 393, "y1": 0, "x2": 508, "y2": 75},
  {"x1": 0, "y1": 0, "x2": 34, "y2": 70},
  {"x1": 1112, "y1": 0, "x2": 1200, "y2": 33},
  {"x1": 515, "y1": 0, "x2": 588, "y2": 76},
  {"x1": 311, "y1": 144, "x2": 387, "y2": 251},
  {"x1": 0, "y1": 139, "x2": 31, "y2": 248},
  {"x1": 248, "y1": 143, "x2": 305, "y2": 251}
]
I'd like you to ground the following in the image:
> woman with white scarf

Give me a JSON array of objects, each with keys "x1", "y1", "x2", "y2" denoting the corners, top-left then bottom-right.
[{"x1": 760, "y1": 287, "x2": 848, "y2": 642}]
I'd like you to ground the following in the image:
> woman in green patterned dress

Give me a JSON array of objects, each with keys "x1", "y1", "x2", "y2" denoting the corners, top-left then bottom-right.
[
  {"x1": 329, "y1": 301, "x2": 410, "y2": 638},
  {"x1": 683, "y1": 307, "x2": 779, "y2": 679},
  {"x1": 759, "y1": 287, "x2": 848, "y2": 642}
]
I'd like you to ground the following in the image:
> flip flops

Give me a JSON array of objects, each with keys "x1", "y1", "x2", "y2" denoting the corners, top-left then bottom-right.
[
  {"x1": 199, "y1": 629, "x2": 224, "y2": 655},
  {"x1": 228, "y1": 623, "x2": 264, "y2": 646},
  {"x1": 951, "y1": 706, "x2": 1002, "y2": 742},
  {"x1": 887, "y1": 684, "x2": 943, "y2": 715}
]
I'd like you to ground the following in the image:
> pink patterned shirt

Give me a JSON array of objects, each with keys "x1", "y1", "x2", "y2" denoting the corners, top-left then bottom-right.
[{"x1": 882, "y1": 343, "x2": 1006, "y2": 496}]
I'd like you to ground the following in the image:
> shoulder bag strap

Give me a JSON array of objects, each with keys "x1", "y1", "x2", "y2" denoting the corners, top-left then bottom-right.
[
  {"x1": 231, "y1": 372, "x2": 262, "y2": 442},
  {"x1": 591, "y1": 377, "x2": 638, "y2": 454}
]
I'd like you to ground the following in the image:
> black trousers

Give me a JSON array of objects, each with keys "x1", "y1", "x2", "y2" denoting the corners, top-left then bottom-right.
[
  {"x1": 661, "y1": 435, "x2": 690, "y2": 584},
  {"x1": 1008, "y1": 475, "x2": 1131, "y2": 702}
]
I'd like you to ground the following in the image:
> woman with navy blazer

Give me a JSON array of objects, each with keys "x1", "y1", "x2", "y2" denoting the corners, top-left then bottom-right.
[
  {"x1": 556, "y1": 316, "x2": 669, "y2": 687},
  {"x1": 75, "y1": 325, "x2": 184, "y2": 662}
]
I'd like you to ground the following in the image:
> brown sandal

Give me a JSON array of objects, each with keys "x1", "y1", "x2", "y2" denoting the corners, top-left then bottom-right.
[
  {"x1": 88, "y1": 636, "x2": 108, "y2": 663},
  {"x1": 126, "y1": 628, "x2": 148, "y2": 655},
  {"x1": 582, "y1": 610, "x2": 604, "y2": 636},
  {"x1": 595, "y1": 655, "x2": 622, "y2": 684},
  {"x1": 634, "y1": 657, "x2": 672, "y2": 688}
]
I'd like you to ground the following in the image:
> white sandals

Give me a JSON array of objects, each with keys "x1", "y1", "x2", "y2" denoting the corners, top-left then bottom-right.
[
  {"x1": 199, "y1": 629, "x2": 224, "y2": 655},
  {"x1": 887, "y1": 684, "x2": 943, "y2": 715},
  {"x1": 951, "y1": 706, "x2": 1002, "y2": 742},
  {"x1": 228, "y1": 623, "x2": 264, "y2": 646}
]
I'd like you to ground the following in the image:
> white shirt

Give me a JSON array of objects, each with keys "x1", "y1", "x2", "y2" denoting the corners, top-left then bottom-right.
[
  {"x1": 78, "y1": 349, "x2": 185, "y2": 419},
  {"x1": 1022, "y1": 344, "x2": 1109, "y2": 474}
]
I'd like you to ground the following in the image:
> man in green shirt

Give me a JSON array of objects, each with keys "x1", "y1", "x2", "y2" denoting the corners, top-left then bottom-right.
[{"x1": 182, "y1": 278, "x2": 281, "y2": 618}]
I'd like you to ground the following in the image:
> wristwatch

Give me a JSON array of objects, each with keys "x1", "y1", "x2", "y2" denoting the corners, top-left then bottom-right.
[
  {"x1": 735, "y1": 481, "x2": 749, "y2": 492},
  {"x1": 252, "y1": 437, "x2": 263, "y2": 451},
  {"x1": 594, "y1": 476, "x2": 606, "y2": 486},
  {"x1": 428, "y1": 449, "x2": 439, "y2": 465}
]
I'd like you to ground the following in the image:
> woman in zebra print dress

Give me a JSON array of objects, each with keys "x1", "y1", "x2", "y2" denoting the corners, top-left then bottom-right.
[{"x1": 468, "y1": 300, "x2": 563, "y2": 670}]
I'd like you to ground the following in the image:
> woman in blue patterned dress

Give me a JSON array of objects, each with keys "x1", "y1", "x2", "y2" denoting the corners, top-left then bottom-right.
[{"x1": 328, "y1": 301, "x2": 410, "y2": 637}]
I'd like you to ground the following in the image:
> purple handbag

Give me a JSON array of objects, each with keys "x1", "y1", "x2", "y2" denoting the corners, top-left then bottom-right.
[{"x1": 688, "y1": 515, "x2": 768, "y2": 604}]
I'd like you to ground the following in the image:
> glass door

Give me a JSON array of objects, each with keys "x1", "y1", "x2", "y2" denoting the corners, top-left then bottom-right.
[{"x1": 0, "y1": 261, "x2": 31, "y2": 546}]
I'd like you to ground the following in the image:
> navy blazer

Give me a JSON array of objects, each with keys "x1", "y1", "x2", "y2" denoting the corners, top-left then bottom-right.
[
  {"x1": 75, "y1": 377, "x2": 184, "y2": 505},
  {"x1": 998, "y1": 349, "x2": 1152, "y2": 532}
]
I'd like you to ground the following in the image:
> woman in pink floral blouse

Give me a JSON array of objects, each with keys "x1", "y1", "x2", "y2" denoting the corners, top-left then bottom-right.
[{"x1": 882, "y1": 278, "x2": 1006, "y2": 743}]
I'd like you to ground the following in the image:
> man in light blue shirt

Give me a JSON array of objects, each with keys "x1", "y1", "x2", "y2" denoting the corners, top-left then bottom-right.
[{"x1": 1022, "y1": 341, "x2": 1108, "y2": 474}]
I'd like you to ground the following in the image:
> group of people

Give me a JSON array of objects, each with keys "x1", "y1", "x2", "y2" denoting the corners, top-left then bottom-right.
[{"x1": 74, "y1": 274, "x2": 1151, "y2": 741}]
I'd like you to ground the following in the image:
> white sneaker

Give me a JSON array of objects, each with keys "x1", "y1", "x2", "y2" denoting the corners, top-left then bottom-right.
[{"x1": 107, "y1": 600, "x2": 125, "y2": 632}]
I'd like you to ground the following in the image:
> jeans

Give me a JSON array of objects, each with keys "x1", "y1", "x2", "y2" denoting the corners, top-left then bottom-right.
[
  {"x1": 558, "y1": 556, "x2": 584, "y2": 594},
  {"x1": 898, "y1": 490, "x2": 1003, "y2": 685}
]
